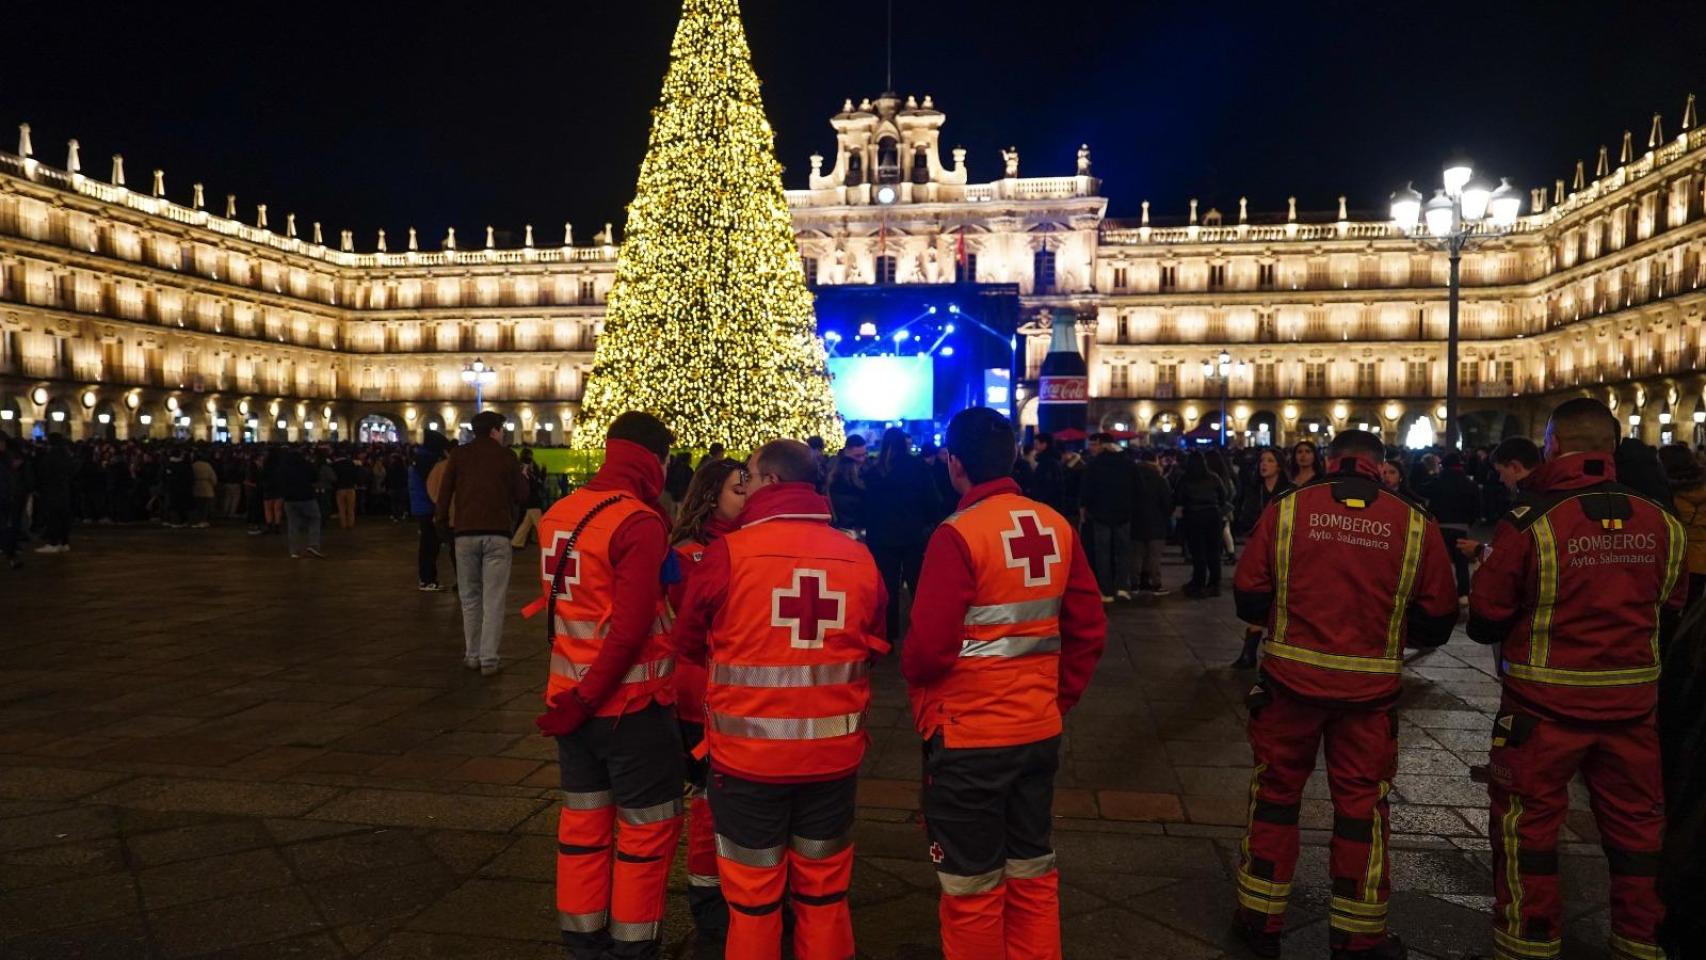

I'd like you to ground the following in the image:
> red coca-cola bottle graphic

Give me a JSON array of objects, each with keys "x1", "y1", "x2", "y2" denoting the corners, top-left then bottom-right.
[{"x1": 1036, "y1": 310, "x2": 1087, "y2": 436}]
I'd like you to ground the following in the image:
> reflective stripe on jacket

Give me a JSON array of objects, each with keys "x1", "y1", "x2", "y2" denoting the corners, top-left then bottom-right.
[
  {"x1": 909, "y1": 492, "x2": 1072, "y2": 748},
  {"x1": 703, "y1": 517, "x2": 884, "y2": 779}
]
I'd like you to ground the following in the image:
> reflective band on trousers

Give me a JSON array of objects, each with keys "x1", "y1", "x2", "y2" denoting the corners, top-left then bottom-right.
[
  {"x1": 963, "y1": 597, "x2": 1062, "y2": 626},
  {"x1": 707, "y1": 711, "x2": 863, "y2": 740},
  {"x1": 561, "y1": 789, "x2": 614, "y2": 810},
  {"x1": 937, "y1": 866, "x2": 1005, "y2": 895},
  {"x1": 618, "y1": 798, "x2": 683, "y2": 826},
  {"x1": 1005, "y1": 853, "x2": 1057, "y2": 878},
  {"x1": 551, "y1": 653, "x2": 676, "y2": 684},
  {"x1": 688, "y1": 872, "x2": 721, "y2": 888},
  {"x1": 716, "y1": 835, "x2": 785, "y2": 868},
  {"x1": 959, "y1": 635, "x2": 1061, "y2": 659},
  {"x1": 559, "y1": 910, "x2": 607, "y2": 932},
  {"x1": 710, "y1": 661, "x2": 869, "y2": 688},
  {"x1": 1503, "y1": 661, "x2": 1661, "y2": 687},
  {"x1": 1263, "y1": 640, "x2": 1402, "y2": 675},
  {"x1": 609, "y1": 920, "x2": 661, "y2": 942},
  {"x1": 790, "y1": 832, "x2": 853, "y2": 859}
]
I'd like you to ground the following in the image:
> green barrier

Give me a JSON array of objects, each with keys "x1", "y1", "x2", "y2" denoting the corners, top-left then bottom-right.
[{"x1": 513, "y1": 447, "x2": 751, "y2": 489}]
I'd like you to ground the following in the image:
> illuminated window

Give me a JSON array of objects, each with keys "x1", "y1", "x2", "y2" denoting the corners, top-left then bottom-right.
[
  {"x1": 1110, "y1": 363, "x2": 1130, "y2": 395},
  {"x1": 1208, "y1": 263, "x2": 1227, "y2": 290},
  {"x1": 1160, "y1": 264, "x2": 1178, "y2": 291},
  {"x1": 1258, "y1": 262, "x2": 1277, "y2": 290},
  {"x1": 802, "y1": 256, "x2": 818, "y2": 286},
  {"x1": 1033, "y1": 249, "x2": 1056, "y2": 294},
  {"x1": 875, "y1": 255, "x2": 897, "y2": 285},
  {"x1": 1112, "y1": 266, "x2": 1128, "y2": 290}
]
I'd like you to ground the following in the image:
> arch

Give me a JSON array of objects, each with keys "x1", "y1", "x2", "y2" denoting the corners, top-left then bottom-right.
[
  {"x1": 1396, "y1": 412, "x2": 1437, "y2": 450},
  {"x1": 1246, "y1": 409, "x2": 1279, "y2": 447},
  {"x1": 0, "y1": 394, "x2": 20, "y2": 434},
  {"x1": 1149, "y1": 410, "x2": 1181, "y2": 439},
  {"x1": 358, "y1": 413, "x2": 402, "y2": 443},
  {"x1": 41, "y1": 396, "x2": 74, "y2": 436},
  {"x1": 91, "y1": 400, "x2": 120, "y2": 440},
  {"x1": 1458, "y1": 410, "x2": 1520, "y2": 449}
]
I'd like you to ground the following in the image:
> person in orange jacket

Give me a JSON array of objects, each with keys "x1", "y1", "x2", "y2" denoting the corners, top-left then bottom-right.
[
  {"x1": 529, "y1": 412, "x2": 683, "y2": 960},
  {"x1": 1231, "y1": 428, "x2": 1459, "y2": 960},
  {"x1": 666, "y1": 456, "x2": 749, "y2": 955},
  {"x1": 902, "y1": 407, "x2": 1107, "y2": 960},
  {"x1": 1468, "y1": 398, "x2": 1687, "y2": 960},
  {"x1": 673, "y1": 439, "x2": 888, "y2": 960}
]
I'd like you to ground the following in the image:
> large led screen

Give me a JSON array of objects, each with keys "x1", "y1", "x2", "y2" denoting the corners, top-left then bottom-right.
[{"x1": 827, "y1": 356, "x2": 935, "y2": 421}]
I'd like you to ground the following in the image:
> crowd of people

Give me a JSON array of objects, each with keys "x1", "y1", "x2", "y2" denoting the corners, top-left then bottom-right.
[{"x1": 10, "y1": 401, "x2": 1706, "y2": 959}]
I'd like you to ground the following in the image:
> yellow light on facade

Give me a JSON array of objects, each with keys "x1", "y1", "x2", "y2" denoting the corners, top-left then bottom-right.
[
  {"x1": 81, "y1": 390, "x2": 97, "y2": 409},
  {"x1": 1332, "y1": 402, "x2": 1347, "y2": 420},
  {"x1": 166, "y1": 395, "x2": 180, "y2": 412},
  {"x1": 1283, "y1": 403, "x2": 1298, "y2": 421},
  {"x1": 125, "y1": 392, "x2": 140, "y2": 410},
  {"x1": 1384, "y1": 401, "x2": 1400, "y2": 421},
  {"x1": 31, "y1": 386, "x2": 48, "y2": 406},
  {"x1": 404, "y1": 407, "x2": 417, "y2": 423}
]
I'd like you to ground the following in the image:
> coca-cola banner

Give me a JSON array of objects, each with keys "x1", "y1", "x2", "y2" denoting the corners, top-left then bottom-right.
[{"x1": 1038, "y1": 375, "x2": 1088, "y2": 404}]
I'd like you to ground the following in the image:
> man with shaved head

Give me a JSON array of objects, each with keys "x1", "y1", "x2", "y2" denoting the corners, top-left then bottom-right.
[
  {"x1": 1469, "y1": 396, "x2": 1686, "y2": 960},
  {"x1": 672, "y1": 437, "x2": 887, "y2": 958}
]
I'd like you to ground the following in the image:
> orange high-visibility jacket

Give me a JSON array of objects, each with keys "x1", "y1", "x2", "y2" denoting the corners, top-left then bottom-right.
[
  {"x1": 535, "y1": 489, "x2": 675, "y2": 717},
  {"x1": 909, "y1": 493, "x2": 1073, "y2": 748},
  {"x1": 703, "y1": 517, "x2": 884, "y2": 779}
]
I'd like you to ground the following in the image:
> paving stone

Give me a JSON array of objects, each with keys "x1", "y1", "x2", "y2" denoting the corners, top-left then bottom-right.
[
  {"x1": 0, "y1": 765, "x2": 133, "y2": 801},
  {"x1": 423, "y1": 830, "x2": 516, "y2": 878},
  {"x1": 0, "y1": 868, "x2": 139, "y2": 936},
  {"x1": 406, "y1": 877, "x2": 556, "y2": 940},
  {"x1": 282, "y1": 826, "x2": 436, "y2": 880},
  {"x1": 363, "y1": 930, "x2": 564, "y2": 958},
  {"x1": 0, "y1": 835, "x2": 129, "y2": 889},
  {"x1": 0, "y1": 804, "x2": 121, "y2": 852},
  {"x1": 855, "y1": 777, "x2": 918, "y2": 810},
  {"x1": 1097, "y1": 790, "x2": 1185, "y2": 822},
  {"x1": 308, "y1": 789, "x2": 544, "y2": 832},
  {"x1": 0, "y1": 918, "x2": 153, "y2": 960},
  {"x1": 305, "y1": 859, "x2": 458, "y2": 925},
  {"x1": 149, "y1": 886, "x2": 329, "y2": 958},
  {"x1": 126, "y1": 818, "x2": 275, "y2": 867},
  {"x1": 1061, "y1": 906, "x2": 1223, "y2": 959},
  {"x1": 87, "y1": 776, "x2": 342, "y2": 818},
  {"x1": 476, "y1": 834, "x2": 556, "y2": 881},
  {"x1": 449, "y1": 756, "x2": 540, "y2": 784},
  {"x1": 139, "y1": 847, "x2": 298, "y2": 909}
]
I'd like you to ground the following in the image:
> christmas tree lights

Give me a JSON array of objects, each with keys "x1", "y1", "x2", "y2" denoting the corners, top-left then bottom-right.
[{"x1": 573, "y1": 0, "x2": 842, "y2": 451}]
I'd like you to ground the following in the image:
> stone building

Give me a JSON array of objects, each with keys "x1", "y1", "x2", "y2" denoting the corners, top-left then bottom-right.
[{"x1": 1, "y1": 92, "x2": 1703, "y2": 448}]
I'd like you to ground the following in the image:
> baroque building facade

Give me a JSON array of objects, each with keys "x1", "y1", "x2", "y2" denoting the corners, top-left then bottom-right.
[{"x1": 2, "y1": 92, "x2": 1704, "y2": 448}]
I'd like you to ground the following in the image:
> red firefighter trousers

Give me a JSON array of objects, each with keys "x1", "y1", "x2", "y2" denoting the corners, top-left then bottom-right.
[
  {"x1": 1236, "y1": 682, "x2": 1397, "y2": 953},
  {"x1": 1486, "y1": 703, "x2": 1666, "y2": 960}
]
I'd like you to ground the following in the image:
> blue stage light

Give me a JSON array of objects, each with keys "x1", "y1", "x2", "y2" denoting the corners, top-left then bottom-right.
[
  {"x1": 859, "y1": 322, "x2": 877, "y2": 337},
  {"x1": 892, "y1": 330, "x2": 909, "y2": 342},
  {"x1": 948, "y1": 304, "x2": 959, "y2": 314},
  {"x1": 941, "y1": 346, "x2": 955, "y2": 357},
  {"x1": 944, "y1": 323, "x2": 955, "y2": 334},
  {"x1": 928, "y1": 305, "x2": 938, "y2": 314}
]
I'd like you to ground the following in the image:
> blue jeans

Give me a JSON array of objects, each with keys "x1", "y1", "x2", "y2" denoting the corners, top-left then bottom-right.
[
  {"x1": 455, "y1": 534, "x2": 513, "y2": 666},
  {"x1": 284, "y1": 500, "x2": 321, "y2": 555}
]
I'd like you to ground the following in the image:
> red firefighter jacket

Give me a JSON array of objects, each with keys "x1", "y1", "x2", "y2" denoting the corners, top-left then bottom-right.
[
  {"x1": 1233, "y1": 456, "x2": 1459, "y2": 705},
  {"x1": 1467, "y1": 452, "x2": 1688, "y2": 722}
]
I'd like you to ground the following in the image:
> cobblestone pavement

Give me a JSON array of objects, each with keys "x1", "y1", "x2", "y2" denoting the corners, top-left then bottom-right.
[{"x1": 0, "y1": 522, "x2": 1623, "y2": 958}]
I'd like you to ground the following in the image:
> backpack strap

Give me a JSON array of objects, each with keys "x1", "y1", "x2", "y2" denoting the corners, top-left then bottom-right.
[{"x1": 538, "y1": 494, "x2": 626, "y2": 646}]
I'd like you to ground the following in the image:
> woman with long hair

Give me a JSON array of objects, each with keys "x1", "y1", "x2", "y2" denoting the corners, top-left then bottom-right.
[
  {"x1": 864, "y1": 427, "x2": 942, "y2": 639},
  {"x1": 1174, "y1": 450, "x2": 1230, "y2": 598},
  {"x1": 1205, "y1": 448, "x2": 1237, "y2": 563},
  {"x1": 1289, "y1": 439, "x2": 1319, "y2": 486},
  {"x1": 665, "y1": 457, "x2": 747, "y2": 951},
  {"x1": 1379, "y1": 457, "x2": 1412, "y2": 498},
  {"x1": 1231, "y1": 448, "x2": 1294, "y2": 668}
]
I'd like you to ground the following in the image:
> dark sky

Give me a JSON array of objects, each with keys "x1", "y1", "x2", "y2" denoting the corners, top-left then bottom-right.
[{"x1": 2, "y1": 0, "x2": 1701, "y2": 245}]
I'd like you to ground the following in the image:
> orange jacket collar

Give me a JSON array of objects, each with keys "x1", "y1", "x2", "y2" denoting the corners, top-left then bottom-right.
[{"x1": 739, "y1": 481, "x2": 832, "y2": 527}]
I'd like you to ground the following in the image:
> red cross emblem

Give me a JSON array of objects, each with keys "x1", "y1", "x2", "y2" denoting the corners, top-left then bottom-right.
[
  {"x1": 772, "y1": 568, "x2": 846, "y2": 650},
  {"x1": 542, "y1": 533, "x2": 582, "y2": 600},
  {"x1": 1000, "y1": 510, "x2": 1060, "y2": 587}
]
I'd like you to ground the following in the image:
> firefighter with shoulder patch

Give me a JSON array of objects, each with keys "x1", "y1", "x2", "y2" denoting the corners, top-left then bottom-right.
[
  {"x1": 1230, "y1": 428, "x2": 1458, "y2": 960},
  {"x1": 901, "y1": 406, "x2": 1107, "y2": 960},
  {"x1": 672, "y1": 439, "x2": 888, "y2": 960},
  {"x1": 528, "y1": 411, "x2": 684, "y2": 960},
  {"x1": 1468, "y1": 397, "x2": 1686, "y2": 960}
]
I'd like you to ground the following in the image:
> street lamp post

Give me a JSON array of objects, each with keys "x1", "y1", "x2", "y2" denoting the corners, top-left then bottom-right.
[
  {"x1": 1390, "y1": 164, "x2": 1522, "y2": 448},
  {"x1": 1200, "y1": 349, "x2": 1248, "y2": 447},
  {"x1": 461, "y1": 357, "x2": 497, "y2": 411}
]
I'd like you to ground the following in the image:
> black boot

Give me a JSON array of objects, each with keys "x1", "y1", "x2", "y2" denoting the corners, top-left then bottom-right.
[
  {"x1": 1233, "y1": 631, "x2": 1262, "y2": 669},
  {"x1": 1330, "y1": 933, "x2": 1407, "y2": 960},
  {"x1": 1230, "y1": 910, "x2": 1281, "y2": 959}
]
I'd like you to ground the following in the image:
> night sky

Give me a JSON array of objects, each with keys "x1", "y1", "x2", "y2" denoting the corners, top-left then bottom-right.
[{"x1": 2, "y1": 0, "x2": 1701, "y2": 244}]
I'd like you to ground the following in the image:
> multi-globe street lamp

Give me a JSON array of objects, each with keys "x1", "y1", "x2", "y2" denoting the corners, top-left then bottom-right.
[
  {"x1": 1390, "y1": 162, "x2": 1523, "y2": 447},
  {"x1": 1200, "y1": 349, "x2": 1247, "y2": 447},
  {"x1": 461, "y1": 357, "x2": 497, "y2": 411}
]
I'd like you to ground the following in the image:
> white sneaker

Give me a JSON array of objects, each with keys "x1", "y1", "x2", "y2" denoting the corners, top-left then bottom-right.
[
  {"x1": 34, "y1": 544, "x2": 59, "y2": 554},
  {"x1": 462, "y1": 657, "x2": 480, "y2": 670},
  {"x1": 1116, "y1": 590, "x2": 1133, "y2": 600},
  {"x1": 1101, "y1": 595, "x2": 1116, "y2": 603}
]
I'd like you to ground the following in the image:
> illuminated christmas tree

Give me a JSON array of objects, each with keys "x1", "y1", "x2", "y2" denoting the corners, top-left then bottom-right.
[{"x1": 573, "y1": 0, "x2": 841, "y2": 451}]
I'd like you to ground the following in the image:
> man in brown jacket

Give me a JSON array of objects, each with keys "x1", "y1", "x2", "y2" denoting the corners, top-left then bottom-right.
[{"x1": 435, "y1": 410, "x2": 528, "y2": 675}]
